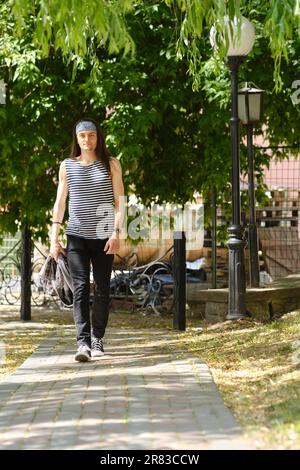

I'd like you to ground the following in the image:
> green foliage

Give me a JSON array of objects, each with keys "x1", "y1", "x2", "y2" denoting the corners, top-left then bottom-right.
[
  {"x1": 0, "y1": 2, "x2": 103, "y2": 242},
  {"x1": 166, "y1": 0, "x2": 300, "y2": 91},
  {"x1": 10, "y1": 1, "x2": 300, "y2": 90},
  {"x1": 0, "y1": 0, "x2": 300, "y2": 246},
  {"x1": 11, "y1": 0, "x2": 136, "y2": 58}
]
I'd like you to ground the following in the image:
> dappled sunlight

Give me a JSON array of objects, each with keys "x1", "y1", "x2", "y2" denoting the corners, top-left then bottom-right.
[{"x1": 173, "y1": 310, "x2": 300, "y2": 449}]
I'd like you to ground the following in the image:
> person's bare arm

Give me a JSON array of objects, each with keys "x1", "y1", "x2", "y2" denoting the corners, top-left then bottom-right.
[
  {"x1": 104, "y1": 158, "x2": 125, "y2": 254},
  {"x1": 50, "y1": 161, "x2": 68, "y2": 260}
]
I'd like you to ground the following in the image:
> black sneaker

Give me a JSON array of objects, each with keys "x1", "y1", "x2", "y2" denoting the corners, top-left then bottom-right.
[
  {"x1": 74, "y1": 344, "x2": 91, "y2": 362},
  {"x1": 91, "y1": 337, "x2": 104, "y2": 357}
]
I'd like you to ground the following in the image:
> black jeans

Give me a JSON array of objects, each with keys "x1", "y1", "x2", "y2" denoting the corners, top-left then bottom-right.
[{"x1": 66, "y1": 234, "x2": 114, "y2": 347}]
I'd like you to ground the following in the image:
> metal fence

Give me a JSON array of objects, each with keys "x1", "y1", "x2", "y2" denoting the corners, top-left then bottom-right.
[
  {"x1": 0, "y1": 233, "x2": 178, "y2": 315},
  {"x1": 256, "y1": 156, "x2": 300, "y2": 281},
  {"x1": 0, "y1": 231, "x2": 213, "y2": 315},
  {"x1": 204, "y1": 156, "x2": 300, "y2": 285},
  {"x1": 0, "y1": 234, "x2": 58, "y2": 307}
]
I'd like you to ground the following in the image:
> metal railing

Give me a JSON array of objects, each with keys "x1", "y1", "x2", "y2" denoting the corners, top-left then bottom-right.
[{"x1": 0, "y1": 237, "x2": 176, "y2": 315}]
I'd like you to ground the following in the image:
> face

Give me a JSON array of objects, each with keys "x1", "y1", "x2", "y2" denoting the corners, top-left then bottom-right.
[{"x1": 76, "y1": 130, "x2": 97, "y2": 151}]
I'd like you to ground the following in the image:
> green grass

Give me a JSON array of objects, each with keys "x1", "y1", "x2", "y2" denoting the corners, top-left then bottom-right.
[{"x1": 173, "y1": 313, "x2": 300, "y2": 449}]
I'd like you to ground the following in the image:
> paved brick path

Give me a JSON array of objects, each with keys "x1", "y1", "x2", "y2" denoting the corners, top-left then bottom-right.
[{"x1": 0, "y1": 328, "x2": 251, "y2": 450}]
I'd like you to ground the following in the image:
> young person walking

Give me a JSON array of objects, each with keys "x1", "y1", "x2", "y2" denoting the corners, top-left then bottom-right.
[{"x1": 50, "y1": 118, "x2": 125, "y2": 362}]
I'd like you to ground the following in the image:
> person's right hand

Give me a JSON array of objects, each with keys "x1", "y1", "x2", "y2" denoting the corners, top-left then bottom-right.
[{"x1": 50, "y1": 241, "x2": 66, "y2": 262}]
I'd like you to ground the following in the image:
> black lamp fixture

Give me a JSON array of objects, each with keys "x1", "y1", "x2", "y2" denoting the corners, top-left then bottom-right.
[
  {"x1": 238, "y1": 83, "x2": 264, "y2": 287},
  {"x1": 210, "y1": 16, "x2": 255, "y2": 319},
  {"x1": 238, "y1": 83, "x2": 264, "y2": 124}
]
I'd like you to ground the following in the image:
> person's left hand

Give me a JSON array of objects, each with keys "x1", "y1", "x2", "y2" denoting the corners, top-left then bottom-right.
[{"x1": 104, "y1": 236, "x2": 120, "y2": 254}]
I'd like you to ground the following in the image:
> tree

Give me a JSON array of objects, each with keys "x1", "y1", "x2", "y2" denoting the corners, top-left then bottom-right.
[
  {"x1": 77, "y1": 1, "x2": 300, "y2": 206},
  {"x1": 0, "y1": 1, "x2": 104, "y2": 242},
  {"x1": 166, "y1": 0, "x2": 300, "y2": 91},
  {"x1": 1, "y1": 0, "x2": 300, "y2": 245}
]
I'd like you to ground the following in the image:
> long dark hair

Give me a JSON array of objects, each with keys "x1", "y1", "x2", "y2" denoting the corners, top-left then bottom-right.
[{"x1": 69, "y1": 117, "x2": 112, "y2": 176}]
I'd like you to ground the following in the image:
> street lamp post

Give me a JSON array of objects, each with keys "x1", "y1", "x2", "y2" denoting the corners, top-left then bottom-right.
[
  {"x1": 210, "y1": 17, "x2": 255, "y2": 319},
  {"x1": 238, "y1": 83, "x2": 264, "y2": 287}
]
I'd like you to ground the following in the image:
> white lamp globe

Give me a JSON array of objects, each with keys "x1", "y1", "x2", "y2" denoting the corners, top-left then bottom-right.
[{"x1": 210, "y1": 16, "x2": 255, "y2": 57}]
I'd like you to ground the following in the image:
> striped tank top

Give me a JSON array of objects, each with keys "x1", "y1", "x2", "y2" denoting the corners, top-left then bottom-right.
[{"x1": 64, "y1": 158, "x2": 115, "y2": 239}]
